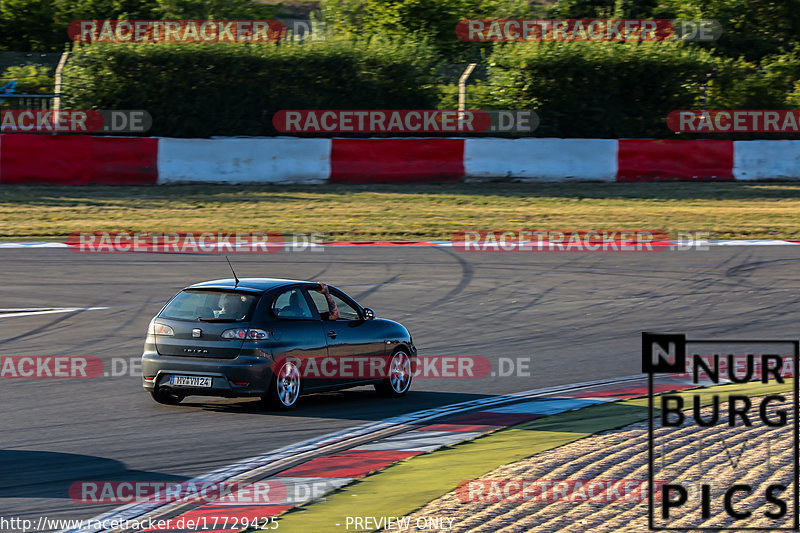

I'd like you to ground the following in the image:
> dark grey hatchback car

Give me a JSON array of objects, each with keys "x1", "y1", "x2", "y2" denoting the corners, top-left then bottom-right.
[{"x1": 142, "y1": 278, "x2": 416, "y2": 409}]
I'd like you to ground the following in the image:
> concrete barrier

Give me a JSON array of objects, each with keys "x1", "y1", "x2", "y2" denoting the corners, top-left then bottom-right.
[
  {"x1": 734, "y1": 140, "x2": 800, "y2": 181},
  {"x1": 0, "y1": 135, "x2": 157, "y2": 185},
  {"x1": 5, "y1": 135, "x2": 800, "y2": 184},
  {"x1": 157, "y1": 137, "x2": 331, "y2": 184},
  {"x1": 330, "y1": 138, "x2": 464, "y2": 183},
  {"x1": 464, "y1": 138, "x2": 617, "y2": 181},
  {"x1": 617, "y1": 139, "x2": 734, "y2": 181}
]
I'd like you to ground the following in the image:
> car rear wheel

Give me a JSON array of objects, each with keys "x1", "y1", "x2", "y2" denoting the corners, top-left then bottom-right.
[
  {"x1": 263, "y1": 360, "x2": 301, "y2": 410},
  {"x1": 375, "y1": 349, "x2": 412, "y2": 397},
  {"x1": 150, "y1": 387, "x2": 185, "y2": 405}
]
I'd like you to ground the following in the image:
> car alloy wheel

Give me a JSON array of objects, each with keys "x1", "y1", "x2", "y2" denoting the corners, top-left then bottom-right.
[
  {"x1": 389, "y1": 351, "x2": 411, "y2": 394},
  {"x1": 276, "y1": 361, "x2": 300, "y2": 407}
]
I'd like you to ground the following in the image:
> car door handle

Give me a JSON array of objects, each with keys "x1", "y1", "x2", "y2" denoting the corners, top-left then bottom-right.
[{"x1": 327, "y1": 330, "x2": 337, "y2": 339}]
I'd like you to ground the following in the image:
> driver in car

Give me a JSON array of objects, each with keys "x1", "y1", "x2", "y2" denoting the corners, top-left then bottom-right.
[
  {"x1": 216, "y1": 293, "x2": 248, "y2": 320},
  {"x1": 279, "y1": 290, "x2": 311, "y2": 318}
]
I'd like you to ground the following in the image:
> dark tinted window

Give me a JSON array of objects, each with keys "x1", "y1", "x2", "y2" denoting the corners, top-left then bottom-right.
[
  {"x1": 273, "y1": 289, "x2": 314, "y2": 319},
  {"x1": 160, "y1": 290, "x2": 258, "y2": 321}
]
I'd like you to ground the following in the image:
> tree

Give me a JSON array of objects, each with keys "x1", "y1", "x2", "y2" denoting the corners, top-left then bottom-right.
[
  {"x1": 0, "y1": 0, "x2": 61, "y2": 51},
  {"x1": 0, "y1": 0, "x2": 280, "y2": 52},
  {"x1": 655, "y1": 0, "x2": 800, "y2": 62},
  {"x1": 319, "y1": 0, "x2": 530, "y2": 60}
]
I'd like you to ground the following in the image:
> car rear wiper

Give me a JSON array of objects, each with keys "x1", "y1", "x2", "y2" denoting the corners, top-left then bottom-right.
[{"x1": 197, "y1": 317, "x2": 236, "y2": 322}]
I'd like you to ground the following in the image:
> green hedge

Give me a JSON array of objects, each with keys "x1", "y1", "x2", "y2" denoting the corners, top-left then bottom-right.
[
  {"x1": 483, "y1": 41, "x2": 729, "y2": 138},
  {"x1": 482, "y1": 42, "x2": 800, "y2": 138},
  {"x1": 61, "y1": 39, "x2": 800, "y2": 138},
  {"x1": 61, "y1": 39, "x2": 441, "y2": 137}
]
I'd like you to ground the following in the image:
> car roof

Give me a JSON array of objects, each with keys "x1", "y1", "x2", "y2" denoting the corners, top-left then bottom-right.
[{"x1": 185, "y1": 278, "x2": 310, "y2": 293}]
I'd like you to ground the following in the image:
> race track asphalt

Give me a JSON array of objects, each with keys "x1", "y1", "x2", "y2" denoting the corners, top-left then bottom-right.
[{"x1": 2, "y1": 246, "x2": 799, "y2": 524}]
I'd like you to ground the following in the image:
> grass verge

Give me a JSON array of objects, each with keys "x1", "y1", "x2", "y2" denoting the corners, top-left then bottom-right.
[{"x1": 1, "y1": 182, "x2": 800, "y2": 241}]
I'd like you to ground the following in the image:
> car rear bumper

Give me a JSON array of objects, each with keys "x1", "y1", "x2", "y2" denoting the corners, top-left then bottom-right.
[{"x1": 142, "y1": 351, "x2": 274, "y2": 397}]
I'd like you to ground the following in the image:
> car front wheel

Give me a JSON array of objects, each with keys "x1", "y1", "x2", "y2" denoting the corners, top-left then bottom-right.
[{"x1": 375, "y1": 349, "x2": 412, "y2": 397}]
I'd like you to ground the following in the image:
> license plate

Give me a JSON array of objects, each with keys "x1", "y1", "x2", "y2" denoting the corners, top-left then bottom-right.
[{"x1": 170, "y1": 375, "x2": 212, "y2": 387}]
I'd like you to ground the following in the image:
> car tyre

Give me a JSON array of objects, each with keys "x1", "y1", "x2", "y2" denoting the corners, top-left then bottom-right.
[
  {"x1": 263, "y1": 360, "x2": 301, "y2": 410},
  {"x1": 375, "y1": 349, "x2": 412, "y2": 397},
  {"x1": 150, "y1": 387, "x2": 185, "y2": 405}
]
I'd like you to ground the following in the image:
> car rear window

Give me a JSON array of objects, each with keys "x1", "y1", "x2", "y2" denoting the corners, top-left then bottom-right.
[{"x1": 160, "y1": 290, "x2": 259, "y2": 322}]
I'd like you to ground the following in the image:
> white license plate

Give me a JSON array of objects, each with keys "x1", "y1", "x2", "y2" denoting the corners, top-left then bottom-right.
[{"x1": 170, "y1": 375, "x2": 212, "y2": 387}]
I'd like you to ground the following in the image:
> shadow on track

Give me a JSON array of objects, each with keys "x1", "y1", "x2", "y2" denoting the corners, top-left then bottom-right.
[
  {"x1": 178, "y1": 389, "x2": 496, "y2": 421},
  {"x1": 0, "y1": 450, "x2": 186, "y2": 500}
]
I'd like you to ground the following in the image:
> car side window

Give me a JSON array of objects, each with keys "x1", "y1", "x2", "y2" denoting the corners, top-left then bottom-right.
[
  {"x1": 307, "y1": 291, "x2": 331, "y2": 319},
  {"x1": 331, "y1": 294, "x2": 360, "y2": 320},
  {"x1": 272, "y1": 289, "x2": 313, "y2": 319},
  {"x1": 307, "y1": 291, "x2": 360, "y2": 321}
]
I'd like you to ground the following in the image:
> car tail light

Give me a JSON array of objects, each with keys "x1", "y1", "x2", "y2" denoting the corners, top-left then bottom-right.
[
  {"x1": 221, "y1": 328, "x2": 268, "y2": 340},
  {"x1": 143, "y1": 376, "x2": 155, "y2": 382},
  {"x1": 231, "y1": 381, "x2": 249, "y2": 386},
  {"x1": 148, "y1": 320, "x2": 174, "y2": 336}
]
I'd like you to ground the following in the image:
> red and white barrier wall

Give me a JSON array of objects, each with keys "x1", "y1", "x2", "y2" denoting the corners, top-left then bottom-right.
[
  {"x1": 1, "y1": 135, "x2": 799, "y2": 184},
  {"x1": 0, "y1": 135, "x2": 158, "y2": 185}
]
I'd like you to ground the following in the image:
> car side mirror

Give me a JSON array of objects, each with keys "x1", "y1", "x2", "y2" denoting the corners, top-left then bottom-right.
[{"x1": 363, "y1": 308, "x2": 375, "y2": 320}]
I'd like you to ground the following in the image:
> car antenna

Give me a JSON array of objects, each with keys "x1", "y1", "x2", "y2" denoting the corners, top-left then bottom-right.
[{"x1": 225, "y1": 256, "x2": 240, "y2": 287}]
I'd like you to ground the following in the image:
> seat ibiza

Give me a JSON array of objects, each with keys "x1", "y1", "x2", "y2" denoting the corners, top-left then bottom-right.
[{"x1": 141, "y1": 278, "x2": 416, "y2": 409}]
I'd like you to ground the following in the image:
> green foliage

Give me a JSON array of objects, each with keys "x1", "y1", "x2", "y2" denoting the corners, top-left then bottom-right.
[
  {"x1": 437, "y1": 82, "x2": 500, "y2": 110},
  {"x1": 155, "y1": 0, "x2": 280, "y2": 19},
  {"x1": 53, "y1": 0, "x2": 161, "y2": 22},
  {"x1": 787, "y1": 81, "x2": 800, "y2": 109},
  {"x1": 5, "y1": 0, "x2": 800, "y2": 138},
  {"x1": 710, "y1": 51, "x2": 800, "y2": 109},
  {"x1": 318, "y1": 0, "x2": 530, "y2": 60},
  {"x1": 547, "y1": 0, "x2": 658, "y2": 17},
  {"x1": 548, "y1": 0, "x2": 800, "y2": 62},
  {"x1": 654, "y1": 0, "x2": 800, "y2": 62},
  {"x1": 61, "y1": 39, "x2": 441, "y2": 137},
  {"x1": 0, "y1": 0, "x2": 281, "y2": 52},
  {"x1": 1, "y1": 64, "x2": 54, "y2": 93},
  {"x1": 0, "y1": 0, "x2": 62, "y2": 51},
  {"x1": 485, "y1": 41, "x2": 729, "y2": 137}
]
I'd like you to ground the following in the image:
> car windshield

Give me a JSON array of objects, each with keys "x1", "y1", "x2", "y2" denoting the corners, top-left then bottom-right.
[{"x1": 159, "y1": 289, "x2": 258, "y2": 322}]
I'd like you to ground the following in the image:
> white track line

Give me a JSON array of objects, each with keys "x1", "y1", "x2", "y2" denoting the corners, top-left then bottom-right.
[
  {"x1": 0, "y1": 306, "x2": 110, "y2": 319},
  {"x1": 0, "y1": 242, "x2": 67, "y2": 248},
  {"x1": 61, "y1": 374, "x2": 648, "y2": 533},
  {"x1": 1, "y1": 240, "x2": 800, "y2": 250}
]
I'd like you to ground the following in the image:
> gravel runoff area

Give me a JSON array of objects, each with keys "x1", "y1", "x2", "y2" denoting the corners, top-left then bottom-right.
[{"x1": 393, "y1": 394, "x2": 796, "y2": 532}]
